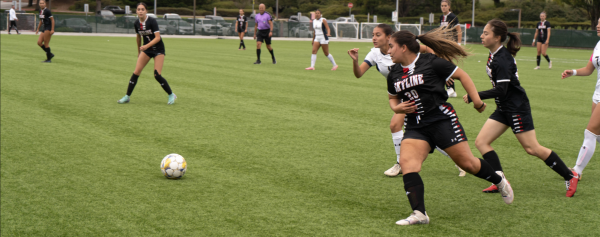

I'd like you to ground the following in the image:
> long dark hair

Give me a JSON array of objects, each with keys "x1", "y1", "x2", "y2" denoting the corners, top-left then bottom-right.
[
  {"x1": 487, "y1": 19, "x2": 521, "y2": 56},
  {"x1": 376, "y1": 24, "x2": 393, "y2": 36},
  {"x1": 391, "y1": 27, "x2": 468, "y2": 63}
]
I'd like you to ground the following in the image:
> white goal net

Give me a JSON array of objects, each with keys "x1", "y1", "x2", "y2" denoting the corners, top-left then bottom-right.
[
  {"x1": 6, "y1": 13, "x2": 36, "y2": 31},
  {"x1": 395, "y1": 24, "x2": 421, "y2": 36},
  {"x1": 332, "y1": 22, "x2": 359, "y2": 39},
  {"x1": 360, "y1": 23, "x2": 381, "y2": 39}
]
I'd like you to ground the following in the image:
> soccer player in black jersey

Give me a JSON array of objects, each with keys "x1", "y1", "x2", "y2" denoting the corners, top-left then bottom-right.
[
  {"x1": 532, "y1": 12, "x2": 552, "y2": 69},
  {"x1": 235, "y1": 9, "x2": 248, "y2": 50},
  {"x1": 117, "y1": 2, "x2": 176, "y2": 105},
  {"x1": 465, "y1": 19, "x2": 579, "y2": 197},
  {"x1": 387, "y1": 28, "x2": 513, "y2": 226},
  {"x1": 440, "y1": 0, "x2": 462, "y2": 98},
  {"x1": 35, "y1": 0, "x2": 54, "y2": 63}
]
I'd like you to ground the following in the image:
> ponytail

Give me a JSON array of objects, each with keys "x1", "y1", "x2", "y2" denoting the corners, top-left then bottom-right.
[
  {"x1": 391, "y1": 26, "x2": 468, "y2": 64},
  {"x1": 487, "y1": 19, "x2": 521, "y2": 56},
  {"x1": 506, "y1": 32, "x2": 521, "y2": 56}
]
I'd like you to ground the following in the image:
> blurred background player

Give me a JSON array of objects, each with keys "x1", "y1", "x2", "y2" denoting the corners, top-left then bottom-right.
[
  {"x1": 235, "y1": 9, "x2": 248, "y2": 50},
  {"x1": 348, "y1": 24, "x2": 465, "y2": 177},
  {"x1": 253, "y1": 3, "x2": 276, "y2": 64},
  {"x1": 466, "y1": 19, "x2": 578, "y2": 197},
  {"x1": 561, "y1": 18, "x2": 600, "y2": 180},
  {"x1": 440, "y1": 0, "x2": 462, "y2": 98},
  {"x1": 533, "y1": 12, "x2": 552, "y2": 70},
  {"x1": 305, "y1": 9, "x2": 337, "y2": 70},
  {"x1": 117, "y1": 2, "x2": 176, "y2": 105},
  {"x1": 8, "y1": 5, "x2": 21, "y2": 35},
  {"x1": 35, "y1": 0, "x2": 54, "y2": 63}
]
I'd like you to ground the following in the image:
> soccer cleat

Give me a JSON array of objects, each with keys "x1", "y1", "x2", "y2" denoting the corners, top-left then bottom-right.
[
  {"x1": 569, "y1": 167, "x2": 581, "y2": 181},
  {"x1": 305, "y1": 67, "x2": 315, "y2": 70},
  {"x1": 254, "y1": 60, "x2": 261, "y2": 64},
  {"x1": 496, "y1": 171, "x2": 514, "y2": 204},
  {"x1": 447, "y1": 88, "x2": 457, "y2": 98},
  {"x1": 168, "y1": 93, "x2": 177, "y2": 105},
  {"x1": 566, "y1": 170, "x2": 579, "y2": 197},
  {"x1": 548, "y1": 61, "x2": 552, "y2": 69},
  {"x1": 117, "y1": 95, "x2": 130, "y2": 104},
  {"x1": 396, "y1": 210, "x2": 429, "y2": 226},
  {"x1": 331, "y1": 65, "x2": 338, "y2": 71},
  {"x1": 482, "y1": 184, "x2": 499, "y2": 193},
  {"x1": 456, "y1": 164, "x2": 466, "y2": 177},
  {"x1": 534, "y1": 66, "x2": 540, "y2": 70},
  {"x1": 384, "y1": 162, "x2": 401, "y2": 177},
  {"x1": 48, "y1": 53, "x2": 55, "y2": 61},
  {"x1": 272, "y1": 58, "x2": 277, "y2": 64},
  {"x1": 42, "y1": 60, "x2": 52, "y2": 63}
]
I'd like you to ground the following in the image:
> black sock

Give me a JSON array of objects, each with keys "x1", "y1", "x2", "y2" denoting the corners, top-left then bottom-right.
[
  {"x1": 474, "y1": 159, "x2": 503, "y2": 184},
  {"x1": 40, "y1": 45, "x2": 48, "y2": 53},
  {"x1": 536, "y1": 56, "x2": 541, "y2": 66},
  {"x1": 269, "y1": 49, "x2": 275, "y2": 60},
  {"x1": 403, "y1": 172, "x2": 425, "y2": 214},
  {"x1": 239, "y1": 41, "x2": 243, "y2": 49},
  {"x1": 242, "y1": 40, "x2": 245, "y2": 48},
  {"x1": 482, "y1": 150, "x2": 503, "y2": 172},
  {"x1": 46, "y1": 47, "x2": 52, "y2": 59},
  {"x1": 126, "y1": 73, "x2": 140, "y2": 96},
  {"x1": 544, "y1": 151, "x2": 574, "y2": 181},
  {"x1": 257, "y1": 49, "x2": 261, "y2": 61},
  {"x1": 544, "y1": 55, "x2": 551, "y2": 62},
  {"x1": 154, "y1": 70, "x2": 173, "y2": 95}
]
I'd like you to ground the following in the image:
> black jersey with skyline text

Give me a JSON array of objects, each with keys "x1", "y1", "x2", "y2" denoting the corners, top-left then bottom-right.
[
  {"x1": 237, "y1": 15, "x2": 247, "y2": 30},
  {"x1": 536, "y1": 21, "x2": 551, "y2": 39},
  {"x1": 387, "y1": 53, "x2": 459, "y2": 129},
  {"x1": 39, "y1": 8, "x2": 53, "y2": 28},
  {"x1": 473, "y1": 45, "x2": 530, "y2": 113},
  {"x1": 134, "y1": 16, "x2": 165, "y2": 52}
]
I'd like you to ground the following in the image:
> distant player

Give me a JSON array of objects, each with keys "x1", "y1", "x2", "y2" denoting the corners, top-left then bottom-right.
[
  {"x1": 348, "y1": 24, "x2": 465, "y2": 177},
  {"x1": 561, "y1": 18, "x2": 600, "y2": 180},
  {"x1": 235, "y1": 9, "x2": 248, "y2": 50},
  {"x1": 305, "y1": 9, "x2": 337, "y2": 71},
  {"x1": 387, "y1": 28, "x2": 513, "y2": 226},
  {"x1": 35, "y1": 0, "x2": 54, "y2": 63},
  {"x1": 117, "y1": 2, "x2": 176, "y2": 105},
  {"x1": 253, "y1": 3, "x2": 276, "y2": 64},
  {"x1": 8, "y1": 5, "x2": 21, "y2": 35},
  {"x1": 465, "y1": 19, "x2": 578, "y2": 197},
  {"x1": 440, "y1": 0, "x2": 462, "y2": 98},
  {"x1": 533, "y1": 12, "x2": 552, "y2": 70}
]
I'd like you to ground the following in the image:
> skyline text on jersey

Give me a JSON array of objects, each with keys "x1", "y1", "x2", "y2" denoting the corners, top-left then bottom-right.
[{"x1": 393, "y1": 74, "x2": 424, "y2": 93}]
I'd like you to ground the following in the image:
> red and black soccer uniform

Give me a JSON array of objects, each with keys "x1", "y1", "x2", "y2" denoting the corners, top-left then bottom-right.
[
  {"x1": 536, "y1": 20, "x2": 552, "y2": 65},
  {"x1": 39, "y1": 8, "x2": 54, "y2": 61},
  {"x1": 236, "y1": 14, "x2": 248, "y2": 49},
  {"x1": 134, "y1": 16, "x2": 165, "y2": 58}
]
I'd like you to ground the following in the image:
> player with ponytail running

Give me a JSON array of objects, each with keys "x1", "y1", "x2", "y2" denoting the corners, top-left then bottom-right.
[
  {"x1": 117, "y1": 2, "x2": 176, "y2": 105},
  {"x1": 305, "y1": 9, "x2": 337, "y2": 71}
]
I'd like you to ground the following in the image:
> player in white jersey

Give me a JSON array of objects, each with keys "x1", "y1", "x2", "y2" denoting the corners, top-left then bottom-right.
[
  {"x1": 347, "y1": 24, "x2": 466, "y2": 177},
  {"x1": 305, "y1": 9, "x2": 338, "y2": 71},
  {"x1": 561, "y1": 18, "x2": 600, "y2": 180}
]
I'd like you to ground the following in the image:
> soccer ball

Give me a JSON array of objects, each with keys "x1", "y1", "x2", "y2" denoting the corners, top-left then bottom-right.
[{"x1": 161, "y1": 153, "x2": 187, "y2": 179}]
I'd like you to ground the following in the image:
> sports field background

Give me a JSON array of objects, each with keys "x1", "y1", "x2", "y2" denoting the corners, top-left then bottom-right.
[{"x1": 1, "y1": 34, "x2": 599, "y2": 236}]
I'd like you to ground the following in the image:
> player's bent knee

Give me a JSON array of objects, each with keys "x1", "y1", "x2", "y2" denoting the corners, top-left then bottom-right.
[{"x1": 523, "y1": 147, "x2": 537, "y2": 156}]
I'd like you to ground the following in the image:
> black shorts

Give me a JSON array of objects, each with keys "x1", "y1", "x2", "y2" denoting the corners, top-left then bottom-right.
[
  {"x1": 403, "y1": 118, "x2": 467, "y2": 153},
  {"x1": 489, "y1": 110, "x2": 534, "y2": 134},
  {"x1": 256, "y1": 29, "x2": 272, "y2": 45},
  {"x1": 237, "y1": 27, "x2": 246, "y2": 33},
  {"x1": 143, "y1": 50, "x2": 166, "y2": 58},
  {"x1": 537, "y1": 36, "x2": 547, "y2": 44},
  {"x1": 10, "y1": 21, "x2": 17, "y2": 27}
]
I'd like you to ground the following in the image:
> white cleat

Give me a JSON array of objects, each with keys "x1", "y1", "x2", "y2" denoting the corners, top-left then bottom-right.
[
  {"x1": 534, "y1": 66, "x2": 540, "y2": 70},
  {"x1": 396, "y1": 210, "x2": 430, "y2": 226},
  {"x1": 548, "y1": 61, "x2": 552, "y2": 69},
  {"x1": 447, "y1": 88, "x2": 457, "y2": 98},
  {"x1": 495, "y1": 171, "x2": 514, "y2": 204},
  {"x1": 456, "y1": 164, "x2": 466, "y2": 177},
  {"x1": 384, "y1": 163, "x2": 401, "y2": 177}
]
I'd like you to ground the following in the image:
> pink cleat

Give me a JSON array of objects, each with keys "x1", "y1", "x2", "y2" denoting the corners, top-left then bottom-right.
[
  {"x1": 305, "y1": 67, "x2": 315, "y2": 70},
  {"x1": 331, "y1": 65, "x2": 338, "y2": 71}
]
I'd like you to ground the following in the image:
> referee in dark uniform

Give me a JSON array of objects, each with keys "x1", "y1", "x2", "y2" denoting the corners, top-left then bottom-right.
[{"x1": 253, "y1": 3, "x2": 276, "y2": 64}]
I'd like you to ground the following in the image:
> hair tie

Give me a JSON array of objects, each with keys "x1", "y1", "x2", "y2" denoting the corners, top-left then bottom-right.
[{"x1": 415, "y1": 35, "x2": 420, "y2": 40}]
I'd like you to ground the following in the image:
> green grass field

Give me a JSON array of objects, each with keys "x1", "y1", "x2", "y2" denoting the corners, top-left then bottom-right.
[{"x1": 1, "y1": 34, "x2": 599, "y2": 236}]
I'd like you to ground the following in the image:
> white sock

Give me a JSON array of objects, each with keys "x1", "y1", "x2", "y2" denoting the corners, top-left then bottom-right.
[
  {"x1": 311, "y1": 54, "x2": 317, "y2": 68},
  {"x1": 327, "y1": 54, "x2": 337, "y2": 66},
  {"x1": 392, "y1": 131, "x2": 404, "y2": 163},
  {"x1": 574, "y1": 129, "x2": 599, "y2": 174},
  {"x1": 435, "y1": 147, "x2": 451, "y2": 159}
]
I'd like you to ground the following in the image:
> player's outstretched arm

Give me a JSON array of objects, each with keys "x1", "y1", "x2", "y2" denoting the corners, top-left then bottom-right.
[
  {"x1": 562, "y1": 61, "x2": 595, "y2": 79},
  {"x1": 347, "y1": 48, "x2": 370, "y2": 78}
]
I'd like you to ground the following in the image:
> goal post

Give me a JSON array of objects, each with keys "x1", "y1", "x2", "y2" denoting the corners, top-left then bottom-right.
[
  {"x1": 332, "y1": 22, "x2": 359, "y2": 40},
  {"x1": 6, "y1": 13, "x2": 36, "y2": 31},
  {"x1": 360, "y1": 22, "x2": 382, "y2": 39},
  {"x1": 395, "y1": 23, "x2": 421, "y2": 36}
]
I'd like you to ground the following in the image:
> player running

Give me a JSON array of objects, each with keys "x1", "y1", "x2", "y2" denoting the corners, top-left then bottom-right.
[
  {"x1": 253, "y1": 4, "x2": 276, "y2": 64},
  {"x1": 35, "y1": 0, "x2": 54, "y2": 63},
  {"x1": 387, "y1": 28, "x2": 513, "y2": 226},
  {"x1": 561, "y1": 18, "x2": 600, "y2": 181},
  {"x1": 305, "y1": 9, "x2": 337, "y2": 71},
  {"x1": 348, "y1": 24, "x2": 466, "y2": 177},
  {"x1": 117, "y1": 2, "x2": 176, "y2": 105},
  {"x1": 465, "y1": 19, "x2": 578, "y2": 197},
  {"x1": 533, "y1": 12, "x2": 552, "y2": 70},
  {"x1": 440, "y1": 0, "x2": 462, "y2": 98},
  {"x1": 235, "y1": 9, "x2": 248, "y2": 50}
]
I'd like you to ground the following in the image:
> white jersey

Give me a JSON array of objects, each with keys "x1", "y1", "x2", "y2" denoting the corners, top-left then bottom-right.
[
  {"x1": 592, "y1": 41, "x2": 600, "y2": 103},
  {"x1": 313, "y1": 17, "x2": 325, "y2": 36},
  {"x1": 9, "y1": 8, "x2": 17, "y2": 21},
  {"x1": 364, "y1": 47, "x2": 395, "y2": 78}
]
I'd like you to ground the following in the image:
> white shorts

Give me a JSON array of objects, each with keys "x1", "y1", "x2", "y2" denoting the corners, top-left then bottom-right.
[
  {"x1": 593, "y1": 88, "x2": 600, "y2": 104},
  {"x1": 314, "y1": 35, "x2": 329, "y2": 45}
]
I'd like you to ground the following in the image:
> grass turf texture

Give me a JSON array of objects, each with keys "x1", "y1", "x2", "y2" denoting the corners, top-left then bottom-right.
[{"x1": 1, "y1": 35, "x2": 599, "y2": 236}]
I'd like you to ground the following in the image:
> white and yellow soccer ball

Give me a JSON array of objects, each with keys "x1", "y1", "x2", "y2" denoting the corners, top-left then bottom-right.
[{"x1": 161, "y1": 153, "x2": 187, "y2": 179}]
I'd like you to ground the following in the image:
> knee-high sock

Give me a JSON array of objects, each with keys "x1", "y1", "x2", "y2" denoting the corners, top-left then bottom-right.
[
  {"x1": 126, "y1": 73, "x2": 140, "y2": 96},
  {"x1": 435, "y1": 147, "x2": 451, "y2": 159},
  {"x1": 45, "y1": 47, "x2": 52, "y2": 60},
  {"x1": 403, "y1": 172, "x2": 425, "y2": 214},
  {"x1": 536, "y1": 56, "x2": 541, "y2": 66},
  {"x1": 241, "y1": 40, "x2": 245, "y2": 49},
  {"x1": 474, "y1": 159, "x2": 503, "y2": 184},
  {"x1": 154, "y1": 70, "x2": 173, "y2": 95},
  {"x1": 310, "y1": 54, "x2": 317, "y2": 68},
  {"x1": 544, "y1": 151, "x2": 575, "y2": 181},
  {"x1": 574, "y1": 129, "x2": 599, "y2": 174},
  {"x1": 269, "y1": 49, "x2": 275, "y2": 60},
  {"x1": 544, "y1": 55, "x2": 551, "y2": 62},
  {"x1": 482, "y1": 150, "x2": 503, "y2": 172},
  {"x1": 40, "y1": 45, "x2": 48, "y2": 53},
  {"x1": 392, "y1": 131, "x2": 404, "y2": 163},
  {"x1": 239, "y1": 40, "x2": 243, "y2": 49},
  {"x1": 257, "y1": 49, "x2": 261, "y2": 61},
  {"x1": 326, "y1": 54, "x2": 337, "y2": 66}
]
